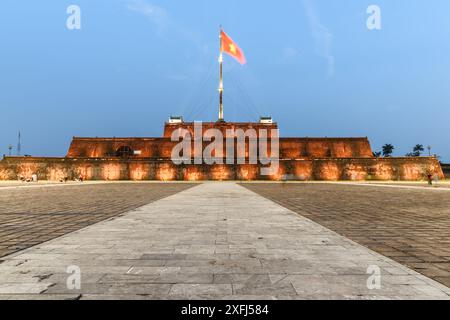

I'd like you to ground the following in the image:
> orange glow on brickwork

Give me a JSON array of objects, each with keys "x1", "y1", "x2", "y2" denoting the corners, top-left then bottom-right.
[
  {"x1": 156, "y1": 164, "x2": 176, "y2": 181},
  {"x1": 183, "y1": 167, "x2": 204, "y2": 181},
  {"x1": 101, "y1": 163, "x2": 121, "y2": 180}
]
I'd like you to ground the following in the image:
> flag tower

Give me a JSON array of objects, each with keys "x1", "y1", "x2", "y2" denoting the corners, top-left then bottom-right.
[
  {"x1": 218, "y1": 27, "x2": 246, "y2": 122},
  {"x1": 218, "y1": 27, "x2": 224, "y2": 122}
]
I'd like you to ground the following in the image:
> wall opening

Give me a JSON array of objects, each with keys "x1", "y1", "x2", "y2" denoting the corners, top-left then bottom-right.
[{"x1": 116, "y1": 146, "x2": 133, "y2": 158}]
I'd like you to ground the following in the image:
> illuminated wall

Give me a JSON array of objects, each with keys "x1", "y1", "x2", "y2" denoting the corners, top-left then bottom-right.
[{"x1": 0, "y1": 157, "x2": 443, "y2": 181}]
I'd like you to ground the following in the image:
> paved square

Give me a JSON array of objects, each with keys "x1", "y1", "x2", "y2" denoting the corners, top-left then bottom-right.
[
  {"x1": 0, "y1": 182, "x2": 196, "y2": 258},
  {"x1": 0, "y1": 182, "x2": 448, "y2": 299},
  {"x1": 242, "y1": 182, "x2": 450, "y2": 288}
]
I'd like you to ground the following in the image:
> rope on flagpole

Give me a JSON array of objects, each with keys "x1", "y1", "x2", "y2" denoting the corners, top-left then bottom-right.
[
  {"x1": 235, "y1": 76, "x2": 262, "y2": 118},
  {"x1": 191, "y1": 89, "x2": 216, "y2": 121},
  {"x1": 226, "y1": 67, "x2": 261, "y2": 121},
  {"x1": 184, "y1": 58, "x2": 216, "y2": 120}
]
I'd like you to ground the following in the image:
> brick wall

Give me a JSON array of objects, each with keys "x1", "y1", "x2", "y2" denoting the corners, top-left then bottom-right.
[
  {"x1": 441, "y1": 163, "x2": 450, "y2": 179},
  {"x1": 0, "y1": 156, "x2": 443, "y2": 181},
  {"x1": 66, "y1": 137, "x2": 373, "y2": 159}
]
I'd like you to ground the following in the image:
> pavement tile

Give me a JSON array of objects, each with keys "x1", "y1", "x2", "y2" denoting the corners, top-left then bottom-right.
[
  {"x1": 243, "y1": 183, "x2": 450, "y2": 290},
  {"x1": 0, "y1": 182, "x2": 448, "y2": 299}
]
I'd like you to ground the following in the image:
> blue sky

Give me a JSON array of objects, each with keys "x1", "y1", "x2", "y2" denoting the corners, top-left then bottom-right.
[{"x1": 1, "y1": 0, "x2": 449, "y2": 161}]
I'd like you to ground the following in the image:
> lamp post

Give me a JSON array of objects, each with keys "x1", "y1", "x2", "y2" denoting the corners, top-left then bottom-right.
[
  {"x1": 427, "y1": 145, "x2": 432, "y2": 156},
  {"x1": 8, "y1": 145, "x2": 13, "y2": 156}
]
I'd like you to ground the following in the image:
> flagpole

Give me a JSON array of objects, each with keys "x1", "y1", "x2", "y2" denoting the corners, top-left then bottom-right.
[{"x1": 218, "y1": 26, "x2": 224, "y2": 122}]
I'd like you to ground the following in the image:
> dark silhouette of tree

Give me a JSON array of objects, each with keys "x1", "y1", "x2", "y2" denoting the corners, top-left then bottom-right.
[
  {"x1": 373, "y1": 151, "x2": 382, "y2": 157},
  {"x1": 413, "y1": 144, "x2": 424, "y2": 156},
  {"x1": 382, "y1": 144, "x2": 394, "y2": 157},
  {"x1": 405, "y1": 144, "x2": 425, "y2": 157}
]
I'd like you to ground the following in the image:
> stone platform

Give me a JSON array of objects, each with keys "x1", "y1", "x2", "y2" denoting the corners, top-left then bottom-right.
[{"x1": 0, "y1": 182, "x2": 448, "y2": 299}]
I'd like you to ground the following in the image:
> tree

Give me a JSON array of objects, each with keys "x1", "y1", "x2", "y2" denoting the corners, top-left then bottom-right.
[
  {"x1": 405, "y1": 144, "x2": 425, "y2": 157},
  {"x1": 373, "y1": 151, "x2": 382, "y2": 157},
  {"x1": 413, "y1": 144, "x2": 424, "y2": 156},
  {"x1": 382, "y1": 144, "x2": 394, "y2": 157}
]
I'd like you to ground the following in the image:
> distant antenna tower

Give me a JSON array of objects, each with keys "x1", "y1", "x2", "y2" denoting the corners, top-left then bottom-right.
[{"x1": 17, "y1": 131, "x2": 21, "y2": 156}]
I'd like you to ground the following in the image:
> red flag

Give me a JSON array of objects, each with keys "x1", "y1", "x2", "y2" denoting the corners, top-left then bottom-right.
[{"x1": 220, "y1": 30, "x2": 246, "y2": 65}]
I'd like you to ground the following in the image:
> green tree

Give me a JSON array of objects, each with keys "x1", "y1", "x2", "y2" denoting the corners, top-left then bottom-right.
[
  {"x1": 373, "y1": 151, "x2": 382, "y2": 157},
  {"x1": 382, "y1": 144, "x2": 394, "y2": 157}
]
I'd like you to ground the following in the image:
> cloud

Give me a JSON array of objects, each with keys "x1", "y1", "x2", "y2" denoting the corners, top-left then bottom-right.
[
  {"x1": 127, "y1": 0, "x2": 171, "y2": 36},
  {"x1": 303, "y1": 0, "x2": 335, "y2": 76},
  {"x1": 282, "y1": 47, "x2": 299, "y2": 61},
  {"x1": 127, "y1": 0, "x2": 205, "y2": 51}
]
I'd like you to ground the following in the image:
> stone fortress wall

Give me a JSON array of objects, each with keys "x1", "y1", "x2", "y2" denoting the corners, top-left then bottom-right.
[{"x1": 0, "y1": 121, "x2": 444, "y2": 181}]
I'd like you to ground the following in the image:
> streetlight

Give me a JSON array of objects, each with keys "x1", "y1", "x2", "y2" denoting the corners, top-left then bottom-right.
[
  {"x1": 427, "y1": 145, "x2": 432, "y2": 156},
  {"x1": 8, "y1": 145, "x2": 13, "y2": 156}
]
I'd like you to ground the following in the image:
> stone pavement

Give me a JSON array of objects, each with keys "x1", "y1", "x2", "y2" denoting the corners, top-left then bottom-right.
[
  {"x1": 336, "y1": 181, "x2": 450, "y2": 189},
  {"x1": 242, "y1": 182, "x2": 450, "y2": 288},
  {"x1": 0, "y1": 181, "x2": 61, "y2": 188},
  {"x1": 0, "y1": 182, "x2": 448, "y2": 300},
  {"x1": 0, "y1": 183, "x2": 196, "y2": 258}
]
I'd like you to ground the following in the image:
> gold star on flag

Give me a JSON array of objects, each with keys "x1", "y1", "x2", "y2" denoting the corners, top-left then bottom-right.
[
  {"x1": 229, "y1": 44, "x2": 236, "y2": 54},
  {"x1": 220, "y1": 30, "x2": 246, "y2": 65}
]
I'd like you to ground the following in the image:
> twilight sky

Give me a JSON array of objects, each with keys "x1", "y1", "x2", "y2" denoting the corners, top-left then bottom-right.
[{"x1": 0, "y1": 0, "x2": 449, "y2": 161}]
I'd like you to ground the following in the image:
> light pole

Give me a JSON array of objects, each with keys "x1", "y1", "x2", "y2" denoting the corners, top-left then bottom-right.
[
  {"x1": 427, "y1": 145, "x2": 432, "y2": 156},
  {"x1": 8, "y1": 145, "x2": 13, "y2": 156}
]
